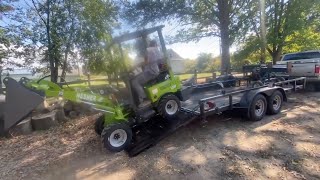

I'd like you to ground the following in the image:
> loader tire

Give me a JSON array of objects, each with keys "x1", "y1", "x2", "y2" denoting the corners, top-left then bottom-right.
[
  {"x1": 102, "y1": 123, "x2": 132, "y2": 152},
  {"x1": 157, "y1": 94, "x2": 181, "y2": 120},
  {"x1": 94, "y1": 115, "x2": 104, "y2": 135}
]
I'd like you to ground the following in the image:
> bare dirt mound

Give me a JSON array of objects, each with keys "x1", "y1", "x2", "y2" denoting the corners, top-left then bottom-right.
[{"x1": 1, "y1": 92, "x2": 320, "y2": 180}]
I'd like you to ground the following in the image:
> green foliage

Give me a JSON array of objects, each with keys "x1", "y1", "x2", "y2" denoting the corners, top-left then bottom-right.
[
  {"x1": 284, "y1": 26, "x2": 320, "y2": 53},
  {"x1": 233, "y1": 25, "x2": 320, "y2": 67},
  {"x1": 2, "y1": 0, "x2": 119, "y2": 82},
  {"x1": 0, "y1": 0, "x2": 15, "y2": 14},
  {"x1": 236, "y1": 0, "x2": 320, "y2": 65},
  {"x1": 122, "y1": 0, "x2": 254, "y2": 73},
  {"x1": 233, "y1": 36, "x2": 272, "y2": 67},
  {"x1": 247, "y1": 0, "x2": 320, "y2": 63},
  {"x1": 196, "y1": 53, "x2": 212, "y2": 71},
  {"x1": 183, "y1": 53, "x2": 220, "y2": 73},
  {"x1": 184, "y1": 60, "x2": 197, "y2": 74}
]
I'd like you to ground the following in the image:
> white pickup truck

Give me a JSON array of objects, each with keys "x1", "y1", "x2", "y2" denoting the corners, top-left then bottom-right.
[{"x1": 276, "y1": 50, "x2": 320, "y2": 90}]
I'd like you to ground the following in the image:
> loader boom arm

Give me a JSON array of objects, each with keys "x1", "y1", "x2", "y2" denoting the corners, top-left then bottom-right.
[
  {"x1": 24, "y1": 79, "x2": 126, "y2": 117},
  {"x1": 1, "y1": 77, "x2": 128, "y2": 134}
]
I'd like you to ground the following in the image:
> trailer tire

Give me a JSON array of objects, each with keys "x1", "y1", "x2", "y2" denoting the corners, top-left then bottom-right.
[
  {"x1": 276, "y1": 77, "x2": 285, "y2": 82},
  {"x1": 267, "y1": 90, "x2": 283, "y2": 115},
  {"x1": 102, "y1": 123, "x2": 132, "y2": 152},
  {"x1": 251, "y1": 81, "x2": 264, "y2": 88},
  {"x1": 248, "y1": 94, "x2": 267, "y2": 121},
  {"x1": 157, "y1": 94, "x2": 181, "y2": 120},
  {"x1": 94, "y1": 115, "x2": 104, "y2": 135}
]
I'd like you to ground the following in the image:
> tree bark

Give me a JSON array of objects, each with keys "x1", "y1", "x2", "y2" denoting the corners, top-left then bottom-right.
[
  {"x1": 269, "y1": 46, "x2": 282, "y2": 64},
  {"x1": 60, "y1": 44, "x2": 70, "y2": 82},
  {"x1": 217, "y1": 0, "x2": 231, "y2": 74},
  {"x1": 259, "y1": 0, "x2": 267, "y2": 64},
  {"x1": 60, "y1": 53, "x2": 68, "y2": 82},
  {"x1": 272, "y1": 49, "x2": 282, "y2": 64},
  {"x1": 0, "y1": 68, "x2": 2, "y2": 94},
  {"x1": 45, "y1": 0, "x2": 57, "y2": 83}
]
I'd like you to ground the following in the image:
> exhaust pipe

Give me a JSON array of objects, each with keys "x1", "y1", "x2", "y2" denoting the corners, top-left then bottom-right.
[{"x1": 0, "y1": 77, "x2": 44, "y2": 135}]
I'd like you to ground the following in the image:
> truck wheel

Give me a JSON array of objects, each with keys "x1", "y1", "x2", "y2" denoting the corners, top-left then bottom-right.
[
  {"x1": 306, "y1": 83, "x2": 316, "y2": 92},
  {"x1": 267, "y1": 90, "x2": 283, "y2": 115},
  {"x1": 248, "y1": 94, "x2": 267, "y2": 121},
  {"x1": 251, "y1": 81, "x2": 264, "y2": 88},
  {"x1": 94, "y1": 115, "x2": 104, "y2": 135},
  {"x1": 101, "y1": 123, "x2": 132, "y2": 152},
  {"x1": 157, "y1": 94, "x2": 181, "y2": 120}
]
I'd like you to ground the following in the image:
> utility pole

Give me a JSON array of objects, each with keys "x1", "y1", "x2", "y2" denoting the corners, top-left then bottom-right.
[{"x1": 260, "y1": 0, "x2": 267, "y2": 64}]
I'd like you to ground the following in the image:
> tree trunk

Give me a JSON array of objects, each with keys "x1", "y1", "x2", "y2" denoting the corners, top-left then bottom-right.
[
  {"x1": 45, "y1": 0, "x2": 57, "y2": 83},
  {"x1": 0, "y1": 68, "x2": 2, "y2": 94},
  {"x1": 272, "y1": 51, "x2": 282, "y2": 64},
  {"x1": 271, "y1": 47, "x2": 282, "y2": 64},
  {"x1": 217, "y1": 0, "x2": 231, "y2": 74},
  {"x1": 60, "y1": 46, "x2": 70, "y2": 82},
  {"x1": 60, "y1": 59, "x2": 67, "y2": 82}
]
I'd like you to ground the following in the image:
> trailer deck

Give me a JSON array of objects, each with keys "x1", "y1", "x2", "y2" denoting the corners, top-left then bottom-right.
[
  {"x1": 181, "y1": 86, "x2": 244, "y2": 115},
  {"x1": 126, "y1": 77, "x2": 306, "y2": 156}
]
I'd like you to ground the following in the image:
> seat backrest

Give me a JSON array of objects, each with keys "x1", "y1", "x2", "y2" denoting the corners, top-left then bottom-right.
[{"x1": 145, "y1": 71, "x2": 169, "y2": 87}]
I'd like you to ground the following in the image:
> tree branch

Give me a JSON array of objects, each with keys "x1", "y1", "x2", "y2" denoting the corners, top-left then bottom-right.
[{"x1": 30, "y1": 0, "x2": 47, "y2": 26}]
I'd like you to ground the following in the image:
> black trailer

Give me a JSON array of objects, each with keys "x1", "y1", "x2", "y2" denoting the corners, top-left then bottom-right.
[{"x1": 126, "y1": 77, "x2": 306, "y2": 156}]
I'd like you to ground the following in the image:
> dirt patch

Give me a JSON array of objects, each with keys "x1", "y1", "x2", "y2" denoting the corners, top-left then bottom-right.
[{"x1": 1, "y1": 92, "x2": 320, "y2": 180}]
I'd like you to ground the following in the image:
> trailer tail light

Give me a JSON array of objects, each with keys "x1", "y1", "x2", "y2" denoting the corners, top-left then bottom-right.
[
  {"x1": 315, "y1": 65, "x2": 320, "y2": 75},
  {"x1": 204, "y1": 101, "x2": 216, "y2": 111}
]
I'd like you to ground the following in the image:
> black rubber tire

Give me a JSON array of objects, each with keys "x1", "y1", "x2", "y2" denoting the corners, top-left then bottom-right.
[
  {"x1": 276, "y1": 77, "x2": 286, "y2": 82},
  {"x1": 248, "y1": 94, "x2": 267, "y2": 121},
  {"x1": 157, "y1": 94, "x2": 181, "y2": 120},
  {"x1": 267, "y1": 90, "x2": 283, "y2": 115},
  {"x1": 306, "y1": 83, "x2": 319, "y2": 92},
  {"x1": 101, "y1": 123, "x2": 132, "y2": 152},
  {"x1": 94, "y1": 115, "x2": 104, "y2": 135},
  {"x1": 251, "y1": 81, "x2": 264, "y2": 88}
]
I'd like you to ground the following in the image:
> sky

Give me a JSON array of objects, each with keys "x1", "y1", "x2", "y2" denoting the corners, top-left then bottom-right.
[
  {"x1": 114, "y1": 21, "x2": 224, "y2": 59},
  {"x1": 4, "y1": 0, "x2": 232, "y2": 60},
  {"x1": 115, "y1": 21, "x2": 236, "y2": 60},
  {"x1": 1, "y1": 0, "x2": 237, "y2": 75}
]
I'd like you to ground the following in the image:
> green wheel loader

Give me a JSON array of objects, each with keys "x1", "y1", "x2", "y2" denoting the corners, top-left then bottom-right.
[{"x1": 0, "y1": 25, "x2": 191, "y2": 152}]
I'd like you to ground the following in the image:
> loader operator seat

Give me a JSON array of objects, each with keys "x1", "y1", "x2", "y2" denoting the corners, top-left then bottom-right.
[
  {"x1": 144, "y1": 63, "x2": 170, "y2": 87},
  {"x1": 145, "y1": 70, "x2": 169, "y2": 87}
]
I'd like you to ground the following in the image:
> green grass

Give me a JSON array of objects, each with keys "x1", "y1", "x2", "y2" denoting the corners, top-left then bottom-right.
[
  {"x1": 65, "y1": 72, "x2": 220, "y2": 88},
  {"x1": 178, "y1": 72, "x2": 220, "y2": 80},
  {"x1": 66, "y1": 80, "x2": 109, "y2": 88}
]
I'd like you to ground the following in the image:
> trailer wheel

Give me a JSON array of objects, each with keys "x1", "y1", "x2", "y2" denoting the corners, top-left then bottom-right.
[
  {"x1": 94, "y1": 115, "x2": 104, "y2": 135},
  {"x1": 276, "y1": 77, "x2": 285, "y2": 82},
  {"x1": 267, "y1": 90, "x2": 283, "y2": 115},
  {"x1": 101, "y1": 123, "x2": 132, "y2": 152},
  {"x1": 157, "y1": 94, "x2": 181, "y2": 120},
  {"x1": 248, "y1": 94, "x2": 267, "y2": 121},
  {"x1": 251, "y1": 81, "x2": 264, "y2": 88}
]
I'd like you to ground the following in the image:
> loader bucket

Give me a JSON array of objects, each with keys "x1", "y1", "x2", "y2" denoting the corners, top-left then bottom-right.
[{"x1": 0, "y1": 77, "x2": 44, "y2": 135}]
